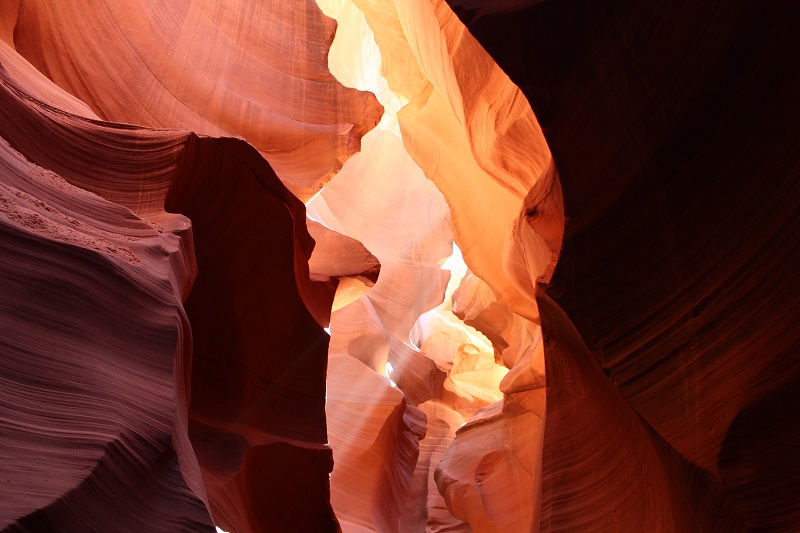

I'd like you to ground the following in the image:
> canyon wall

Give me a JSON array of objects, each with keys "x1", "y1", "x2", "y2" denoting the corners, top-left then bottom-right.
[{"x1": 1, "y1": 0, "x2": 798, "y2": 531}]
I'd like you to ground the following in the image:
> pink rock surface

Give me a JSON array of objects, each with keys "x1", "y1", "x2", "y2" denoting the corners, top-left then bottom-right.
[
  {"x1": 400, "y1": 401, "x2": 467, "y2": 533},
  {"x1": 2, "y1": 0, "x2": 797, "y2": 531},
  {"x1": 308, "y1": 129, "x2": 453, "y2": 369},
  {"x1": 0, "y1": 72, "x2": 209, "y2": 530},
  {"x1": 0, "y1": 48, "x2": 342, "y2": 531},
  {"x1": 2, "y1": 0, "x2": 382, "y2": 201},
  {"x1": 327, "y1": 354, "x2": 425, "y2": 532}
]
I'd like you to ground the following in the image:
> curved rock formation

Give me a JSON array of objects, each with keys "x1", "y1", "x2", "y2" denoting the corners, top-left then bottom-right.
[
  {"x1": 2, "y1": 0, "x2": 798, "y2": 531},
  {"x1": 349, "y1": 0, "x2": 555, "y2": 320},
  {"x1": 536, "y1": 291, "x2": 743, "y2": 532},
  {"x1": 308, "y1": 129, "x2": 453, "y2": 356},
  {"x1": 319, "y1": 4, "x2": 562, "y2": 532},
  {"x1": 2, "y1": 0, "x2": 382, "y2": 201},
  {"x1": 0, "y1": 66, "x2": 210, "y2": 531},
  {"x1": 400, "y1": 401, "x2": 467, "y2": 533},
  {"x1": 307, "y1": 220, "x2": 381, "y2": 312},
  {"x1": 169, "y1": 135, "x2": 341, "y2": 533},
  {"x1": 448, "y1": 0, "x2": 800, "y2": 530},
  {"x1": 0, "y1": 44, "x2": 345, "y2": 531},
  {"x1": 327, "y1": 354, "x2": 426, "y2": 533}
]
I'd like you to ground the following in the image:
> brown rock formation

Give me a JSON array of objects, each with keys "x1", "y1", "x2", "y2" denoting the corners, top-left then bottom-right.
[
  {"x1": 0, "y1": 65, "x2": 210, "y2": 531},
  {"x1": 2, "y1": 0, "x2": 382, "y2": 201},
  {"x1": 169, "y1": 136, "x2": 341, "y2": 533},
  {"x1": 448, "y1": 0, "x2": 800, "y2": 530},
  {"x1": 536, "y1": 291, "x2": 743, "y2": 532},
  {"x1": 2, "y1": 0, "x2": 798, "y2": 531},
  {"x1": 0, "y1": 42, "x2": 348, "y2": 530}
]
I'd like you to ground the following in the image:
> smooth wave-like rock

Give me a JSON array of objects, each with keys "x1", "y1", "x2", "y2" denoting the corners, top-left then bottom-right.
[
  {"x1": 1, "y1": 0, "x2": 382, "y2": 201},
  {"x1": 327, "y1": 354, "x2": 426, "y2": 533},
  {"x1": 307, "y1": 220, "x2": 381, "y2": 312},
  {"x1": 0, "y1": 51, "x2": 342, "y2": 531},
  {"x1": 316, "y1": 2, "x2": 559, "y2": 529},
  {"x1": 449, "y1": 0, "x2": 800, "y2": 529},
  {"x1": 400, "y1": 401, "x2": 467, "y2": 533},
  {"x1": 3, "y1": 0, "x2": 797, "y2": 531},
  {"x1": 0, "y1": 40, "x2": 98, "y2": 119},
  {"x1": 435, "y1": 391, "x2": 545, "y2": 533},
  {"x1": 536, "y1": 291, "x2": 744, "y2": 532},
  {"x1": 170, "y1": 135, "x2": 341, "y2": 533},
  {"x1": 308, "y1": 128, "x2": 453, "y2": 366},
  {"x1": 0, "y1": 87, "x2": 210, "y2": 531},
  {"x1": 307, "y1": 119, "x2": 460, "y2": 529},
  {"x1": 340, "y1": 0, "x2": 556, "y2": 321}
]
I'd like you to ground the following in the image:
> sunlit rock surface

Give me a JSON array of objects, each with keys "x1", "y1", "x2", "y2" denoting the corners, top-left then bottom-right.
[
  {"x1": 448, "y1": 0, "x2": 800, "y2": 530},
  {"x1": 334, "y1": 0, "x2": 556, "y2": 321},
  {"x1": 2, "y1": 0, "x2": 382, "y2": 201},
  {"x1": 1, "y1": 0, "x2": 798, "y2": 531},
  {"x1": 307, "y1": 220, "x2": 381, "y2": 312},
  {"x1": 308, "y1": 129, "x2": 453, "y2": 355},
  {"x1": 327, "y1": 354, "x2": 426, "y2": 532},
  {"x1": 311, "y1": 4, "x2": 558, "y2": 530}
]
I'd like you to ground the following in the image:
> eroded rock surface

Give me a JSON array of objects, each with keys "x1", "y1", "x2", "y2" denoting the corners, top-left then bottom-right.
[
  {"x1": 2, "y1": 0, "x2": 797, "y2": 531},
  {"x1": 449, "y1": 0, "x2": 800, "y2": 530},
  {"x1": 0, "y1": 38, "x2": 346, "y2": 531},
  {"x1": 2, "y1": 0, "x2": 382, "y2": 201}
]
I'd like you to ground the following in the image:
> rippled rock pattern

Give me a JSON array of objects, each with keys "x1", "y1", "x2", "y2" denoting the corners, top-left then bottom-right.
[
  {"x1": 448, "y1": 0, "x2": 800, "y2": 531},
  {"x1": 1, "y1": 0, "x2": 798, "y2": 532}
]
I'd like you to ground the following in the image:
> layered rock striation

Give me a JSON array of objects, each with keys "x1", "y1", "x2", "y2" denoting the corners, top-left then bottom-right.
[
  {"x1": 1, "y1": 0, "x2": 798, "y2": 532},
  {"x1": 448, "y1": 0, "x2": 800, "y2": 530}
]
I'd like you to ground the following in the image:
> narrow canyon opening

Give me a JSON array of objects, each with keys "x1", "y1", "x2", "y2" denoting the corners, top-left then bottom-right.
[
  {"x1": 311, "y1": 1, "x2": 560, "y2": 531},
  {"x1": 3, "y1": 0, "x2": 790, "y2": 531}
]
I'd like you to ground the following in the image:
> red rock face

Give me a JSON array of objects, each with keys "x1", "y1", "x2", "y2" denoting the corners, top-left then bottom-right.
[
  {"x1": 167, "y1": 136, "x2": 342, "y2": 533},
  {"x1": 6, "y1": 0, "x2": 382, "y2": 201},
  {"x1": 0, "y1": 65, "x2": 210, "y2": 531},
  {"x1": 0, "y1": 27, "x2": 345, "y2": 530},
  {"x1": 1, "y1": 0, "x2": 798, "y2": 532},
  {"x1": 448, "y1": 0, "x2": 800, "y2": 530}
]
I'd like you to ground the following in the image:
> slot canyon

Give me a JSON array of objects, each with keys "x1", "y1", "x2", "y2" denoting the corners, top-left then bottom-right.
[{"x1": 0, "y1": 0, "x2": 798, "y2": 532}]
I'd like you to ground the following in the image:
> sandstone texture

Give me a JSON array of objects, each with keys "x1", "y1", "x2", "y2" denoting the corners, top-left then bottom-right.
[{"x1": 1, "y1": 0, "x2": 797, "y2": 532}]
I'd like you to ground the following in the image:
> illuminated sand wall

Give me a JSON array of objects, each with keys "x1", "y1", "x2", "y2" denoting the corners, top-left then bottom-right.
[{"x1": 0, "y1": 1, "x2": 798, "y2": 532}]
